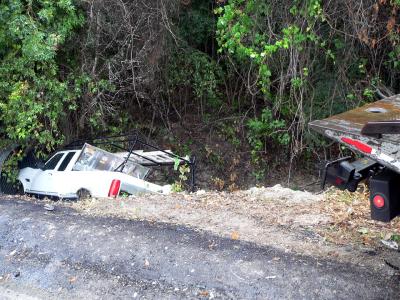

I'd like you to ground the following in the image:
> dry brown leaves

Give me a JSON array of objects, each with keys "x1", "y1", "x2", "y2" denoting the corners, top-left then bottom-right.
[
  {"x1": 387, "y1": 16, "x2": 396, "y2": 33},
  {"x1": 12, "y1": 183, "x2": 400, "y2": 252},
  {"x1": 317, "y1": 185, "x2": 400, "y2": 247}
]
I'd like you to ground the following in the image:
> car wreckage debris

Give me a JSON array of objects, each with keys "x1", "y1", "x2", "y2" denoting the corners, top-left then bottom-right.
[{"x1": 0, "y1": 133, "x2": 196, "y2": 199}]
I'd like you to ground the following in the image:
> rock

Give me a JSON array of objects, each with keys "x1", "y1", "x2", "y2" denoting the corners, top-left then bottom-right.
[
  {"x1": 44, "y1": 204, "x2": 55, "y2": 211},
  {"x1": 195, "y1": 190, "x2": 206, "y2": 195},
  {"x1": 246, "y1": 184, "x2": 321, "y2": 203},
  {"x1": 381, "y1": 239, "x2": 399, "y2": 251}
]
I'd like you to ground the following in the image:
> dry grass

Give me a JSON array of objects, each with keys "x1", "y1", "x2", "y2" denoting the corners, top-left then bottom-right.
[
  {"x1": 66, "y1": 185, "x2": 400, "y2": 251},
  {"x1": 4, "y1": 184, "x2": 400, "y2": 252},
  {"x1": 69, "y1": 186, "x2": 400, "y2": 251},
  {"x1": 317, "y1": 185, "x2": 400, "y2": 247}
]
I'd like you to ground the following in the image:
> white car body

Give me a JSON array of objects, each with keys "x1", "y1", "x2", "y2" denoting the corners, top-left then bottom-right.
[{"x1": 18, "y1": 149, "x2": 171, "y2": 199}]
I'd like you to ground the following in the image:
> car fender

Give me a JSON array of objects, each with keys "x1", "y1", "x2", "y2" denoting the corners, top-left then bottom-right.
[
  {"x1": 18, "y1": 167, "x2": 42, "y2": 192},
  {"x1": 54, "y1": 171, "x2": 115, "y2": 198}
]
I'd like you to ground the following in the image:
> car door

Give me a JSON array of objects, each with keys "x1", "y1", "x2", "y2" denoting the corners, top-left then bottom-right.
[{"x1": 30, "y1": 152, "x2": 66, "y2": 196}]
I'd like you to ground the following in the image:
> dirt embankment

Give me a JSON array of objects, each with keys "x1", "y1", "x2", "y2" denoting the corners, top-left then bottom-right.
[
  {"x1": 4, "y1": 184, "x2": 399, "y2": 273},
  {"x1": 46, "y1": 184, "x2": 400, "y2": 273}
]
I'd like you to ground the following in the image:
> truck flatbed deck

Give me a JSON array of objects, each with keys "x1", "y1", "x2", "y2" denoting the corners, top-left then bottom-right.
[
  {"x1": 309, "y1": 94, "x2": 400, "y2": 222},
  {"x1": 309, "y1": 94, "x2": 400, "y2": 174},
  {"x1": 309, "y1": 94, "x2": 400, "y2": 145}
]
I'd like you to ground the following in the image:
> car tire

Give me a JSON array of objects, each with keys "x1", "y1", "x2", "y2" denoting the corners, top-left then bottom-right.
[
  {"x1": 14, "y1": 180, "x2": 24, "y2": 195},
  {"x1": 77, "y1": 188, "x2": 91, "y2": 200}
]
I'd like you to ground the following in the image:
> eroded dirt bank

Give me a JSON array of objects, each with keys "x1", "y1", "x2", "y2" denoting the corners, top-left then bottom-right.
[
  {"x1": 57, "y1": 185, "x2": 400, "y2": 271},
  {"x1": 0, "y1": 194, "x2": 399, "y2": 299}
]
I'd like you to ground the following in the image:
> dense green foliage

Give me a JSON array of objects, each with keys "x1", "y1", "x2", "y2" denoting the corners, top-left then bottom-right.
[
  {"x1": 0, "y1": 0, "x2": 399, "y2": 183},
  {"x1": 215, "y1": 0, "x2": 400, "y2": 158},
  {"x1": 0, "y1": 0, "x2": 83, "y2": 152},
  {"x1": 166, "y1": 48, "x2": 223, "y2": 111}
]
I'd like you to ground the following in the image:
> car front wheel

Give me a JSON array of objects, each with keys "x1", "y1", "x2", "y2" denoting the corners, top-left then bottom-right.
[{"x1": 77, "y1": 188, "x2": 91, "y2": 200}]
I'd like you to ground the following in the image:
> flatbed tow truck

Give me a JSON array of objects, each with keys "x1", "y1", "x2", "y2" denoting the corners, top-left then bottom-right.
[{"x1": 310, "y1": 94, "x2": 400, "y2": 222}]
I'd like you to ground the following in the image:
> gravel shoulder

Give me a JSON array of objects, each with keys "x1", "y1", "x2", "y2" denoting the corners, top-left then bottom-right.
[
  {"x1": 1, "y1": 185, "x2": 400, "y2": 298},
  {"x1": 0, "y1": 197, "x2": 399, "y2": 299},
  {"x1": 63, "y1": 185, "x2": 400, "y2": 271}
]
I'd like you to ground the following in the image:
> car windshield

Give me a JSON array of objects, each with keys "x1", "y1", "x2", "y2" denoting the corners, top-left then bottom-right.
[{"x1": 72, "y1": 144, "x2": 149, "y2": 179}]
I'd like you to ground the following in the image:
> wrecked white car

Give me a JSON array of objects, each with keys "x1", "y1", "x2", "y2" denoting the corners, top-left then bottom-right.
[{"x1": 1, "y1": 134, "x2": 196, "y2": 199}]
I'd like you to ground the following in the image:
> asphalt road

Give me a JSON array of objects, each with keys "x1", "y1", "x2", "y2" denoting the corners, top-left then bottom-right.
[{"x1": 0, "y1": 198, "x2": 399, "y2": 299}]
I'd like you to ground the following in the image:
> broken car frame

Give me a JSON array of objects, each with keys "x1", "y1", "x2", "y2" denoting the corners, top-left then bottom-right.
[
  {"x1": 64, "y1": 132, "x2": 197, "y2": 191},
  {"x1": 0, "y1": 132, "x2": 196, "y2": 197}
]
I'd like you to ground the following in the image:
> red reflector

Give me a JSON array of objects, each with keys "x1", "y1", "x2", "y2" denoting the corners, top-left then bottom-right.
[
  {"x1": 372, "y1": 194, "x2": 385, "y2": 209},
  {"x1": 341, "y1": 137, "x2": 372, "y2": 154},
  {"x1": 108, "y1": 179, "x2": 121, "y2": 197},
  {"x1": 335, "y1": 177, "x2": 344, "y2": 185}
]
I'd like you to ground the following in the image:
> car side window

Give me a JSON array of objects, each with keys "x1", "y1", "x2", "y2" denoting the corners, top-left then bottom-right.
[
  {"x1": 57, "y1": 152, "x2": 76, "y2": 171},
  {"x1": 43, "y1": 153, "x2": 64, "y2": 171}
]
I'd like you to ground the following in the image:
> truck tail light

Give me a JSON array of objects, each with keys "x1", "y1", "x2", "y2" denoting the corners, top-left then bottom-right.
[
  {"x1": 372, "y1": 194, "x2": 385, "y2": 209},
  {"x1": 335, "y1": 177, "x2": 344, "y2": 185},
  {"x1": 108, "y1": 179, "x2": 121, "y2": 197},
  {"x1": 341, "y1": 137, "x2": 372, "y2": 154},
  {"x1": 369, "y1": 170, "x2": 400, "y2": 222}
]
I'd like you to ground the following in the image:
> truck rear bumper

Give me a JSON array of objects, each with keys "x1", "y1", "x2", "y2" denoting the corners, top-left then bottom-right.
[
  {"x1": 322, "y1": 157, "x2": 379, "y2": 191},
  {"x1": 322, "y1": 156, "x2": 400, "y2": 222}
]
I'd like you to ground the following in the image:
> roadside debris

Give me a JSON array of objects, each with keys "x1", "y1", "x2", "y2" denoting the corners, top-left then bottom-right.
[
  {"x1": 44, "y1": 204, "x2": 55, "y2": 211},
  {"x1": 246, "y1": 184, "x2": 322, "y2": 203},
  {"x1": 144, "y1": 259, "x2": 150, "y2": 267},
  {"x1": 231, "y1": 231, "x2": 240, "y2": 240},
  {"x1": 68, "y1": 276, "x2": 77, "y2": 283},
  {"x1": 381, "y1": 239, "x2": 399, "y2": 251},
  {"x1": 198, "y1": 290, "x2": 209, "y2": 297},
  {"x1": 358, "y1": 227, "x2": 369, "y2": 235},
  {"x1": 195, "y1": 189, "x2": 206, "y2": 195},
  {"x1": 0, "y1": 274, "x2": 11, "y2": 282}
]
